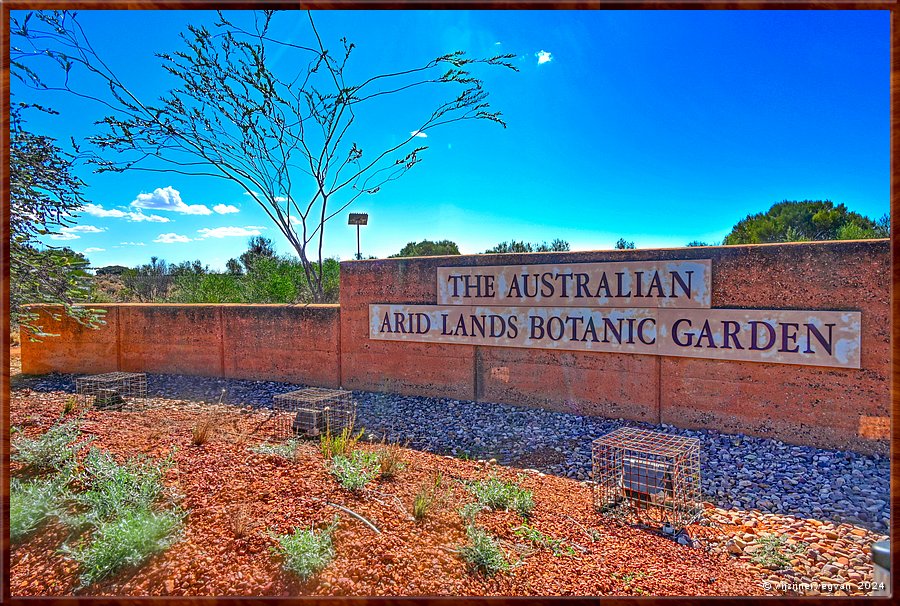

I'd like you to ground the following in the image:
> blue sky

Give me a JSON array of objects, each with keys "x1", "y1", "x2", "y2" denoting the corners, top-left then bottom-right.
[{"x1": 12, "y1": 10, "x2": 889, "y2": 270}]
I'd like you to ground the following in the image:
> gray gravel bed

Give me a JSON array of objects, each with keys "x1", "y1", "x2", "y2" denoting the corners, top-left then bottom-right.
[{"x1": 14, "y1": 371, "x2": 890, "y2": 533}]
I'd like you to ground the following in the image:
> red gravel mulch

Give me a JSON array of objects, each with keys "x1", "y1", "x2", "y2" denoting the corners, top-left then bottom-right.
[{"x1": 10, "y1": 389, "x2": 769, "y2": 597}]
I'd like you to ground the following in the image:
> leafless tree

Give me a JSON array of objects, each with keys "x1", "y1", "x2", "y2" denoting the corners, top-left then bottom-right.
[{"x1": 11, "y1": 10, "x2": 518, "y2": 301}]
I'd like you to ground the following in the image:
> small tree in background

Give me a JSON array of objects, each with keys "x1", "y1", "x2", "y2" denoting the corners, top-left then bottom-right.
[
  {"x1": 390, "y1": 239, "x2": 461, "y2": 258},
  {"x1": 9, "y1": 104, "x2": 105, "y2": 339},
  {"x1": 483, "y1": 239, "x2": 570, "y2": 254},
  {"x1": 685, "y1": 240, "x2": 711, "y2": 247},
  {"x1": 615, "y1": 238, "x2": 635, "y2": 250},
  {"x1": 12, "y1": 10, "x2": 517, "y2": 302}
]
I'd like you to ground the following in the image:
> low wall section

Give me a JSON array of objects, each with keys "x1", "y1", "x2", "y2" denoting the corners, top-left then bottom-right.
[
  {"x1": 21, "y1": 304, "x2": 342, "y2": 388},
  {"x1": 339, "y1": 240, "x2": 890, "y2": 454},
  {"x1": 20, "y1": 240, "x2": 890, "y2": 454}
]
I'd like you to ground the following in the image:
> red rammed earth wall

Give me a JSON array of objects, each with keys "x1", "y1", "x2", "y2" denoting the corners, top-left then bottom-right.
[
  {"x1": 22, "y1": 304, "x2": 341, "y2": 388},
  {"x1": 20, "y1": 240, "x2": 889, "y2": 454},
  {"x1": 339, "y1": 240, "x2": 890, "y2": 454}
]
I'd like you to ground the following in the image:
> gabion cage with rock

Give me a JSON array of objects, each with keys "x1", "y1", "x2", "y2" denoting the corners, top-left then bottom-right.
[
  {"x1": 75, "y1": 372, "x2": 148, "y2": 410},
  {"x1": 272, "y1": 387, "x2": 356, "y2": 439},
  {"x1": 592, "y1": 427, "x2": 701, "y2": 531}
]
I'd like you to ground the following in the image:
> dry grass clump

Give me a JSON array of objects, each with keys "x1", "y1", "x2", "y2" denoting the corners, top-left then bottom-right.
[
  {"x1": 412, "y1": 472, "x2": 443, "y2": 521},
  {"x1": 229, "y1": 503, "x2": 253, "y2": 539},
  {"x1": 191, "y1": 415, "x2": 217, "y2": 446},
  {"x1": 377, "y1": 440, "x2": 406, "y2": 479}
]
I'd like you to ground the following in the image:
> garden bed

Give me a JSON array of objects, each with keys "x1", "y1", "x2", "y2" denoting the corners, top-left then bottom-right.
[{"x1": 9, "y1": 389, "x2": 771, "y2": 597}]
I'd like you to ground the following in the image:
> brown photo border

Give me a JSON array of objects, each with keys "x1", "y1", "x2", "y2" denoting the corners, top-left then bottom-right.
[{"x1": 1, "y1": 1, "x2": 896, "y2": 604}]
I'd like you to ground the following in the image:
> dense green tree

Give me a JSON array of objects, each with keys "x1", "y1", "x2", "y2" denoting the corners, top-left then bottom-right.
[
  {"x1": 95, "y1": 265, "x2": 129, "y2": 276},
  {"x1": 483, "y1": 239, "x2": 570, "y2": 254},
  {"x1": 615, "y1": 238, "x2": 635, "y2": 250},
  {"x1": 390, "y1": 240, "x2": 461, "y2": 258},
  {"x1": 723, "y1": 200, "x2": 887, "y2": 245},
  {"x1": 239, "y1": 236, "x2": 277, "y2": 272},
  {"x1": 9, "y1": 104, "x2": 105, "y2": 338},
  {"x1": 685, "y1": 240, "x2": 711, "y2": 247}
]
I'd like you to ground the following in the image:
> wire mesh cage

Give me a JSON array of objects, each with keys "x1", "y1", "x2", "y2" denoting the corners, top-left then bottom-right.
[
  {"x1": 75, "y1": 372, "x2": 148, "y2": 411},
  {"x1": 592, "y1": 427, "x2": 701, "y2": 531},
  {"x1": 272, "y1": 387, "x2": 356, "y2": 440}
]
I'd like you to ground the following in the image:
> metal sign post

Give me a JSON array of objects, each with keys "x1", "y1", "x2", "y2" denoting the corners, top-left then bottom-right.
[{"x1": 348, "y1": 213, "x2": 369, "y2": 260}]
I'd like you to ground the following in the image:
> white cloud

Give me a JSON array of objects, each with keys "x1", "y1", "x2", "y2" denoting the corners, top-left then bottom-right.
[
  {"x1": 127, "y1": 210, "x2": 170, "y2": 223},
  {"x1": 290, "y1": 216, "x2": 302, "y2": 226},
  {"x1": 535, "y1": 50, "x2": 553, "y2": 65},
  {"x1": 49, "y1": 225, "x2": 105, "y2": 240},
  {"x1": 83, "y1": 247, "x2": 105, "y2": 253},
  {"x1": 213, "y1": 204, "x2": 240, "y2": 214},
  {"x1": 410, "y1": 130, "x2": 428, "y2": 138},
  {"x1": 131, "y1": 186, "x2": 212, "y2": 215},
  {"x1": 154, "y1": 232, "x2": 192, "y2": 244},
  {"x1": 119, "y1": 241, "x2": 146, "y2": 246},
  {"x1": 196, "y1": 226, "x2": 264, "y2": 239},
  {"x1": 82, "y1": 203, "x2": 127, "y2": 218},
  {"x1": 80, "y1": 203, "x2": 169, "y2": 222}
]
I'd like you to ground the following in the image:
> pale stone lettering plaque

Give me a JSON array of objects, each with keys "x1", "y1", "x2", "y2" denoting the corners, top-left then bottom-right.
[
  {"x1": 656, "y1": 308, "x2": 861, "y2": 368},
  {"x1": 369, "y1": 304, "x2": 861, "y2": 369},
  {"x1": 437, "y1": 260, "x2": 711, "y2": 308}
]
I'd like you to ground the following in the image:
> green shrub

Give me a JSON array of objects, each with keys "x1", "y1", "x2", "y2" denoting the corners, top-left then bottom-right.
[
  {"x1": 10, "y1": 476, "x2": 69, "y2": 543},
  {"x1": 71, "y1": 447, "x2": 174, "y2": 528},
  {"x1": 11, "y1": 420, "x2": 88, "y2": 474},
  {"x1": 459, "y1": 525, "x2": 509, "y2": 576},
  {"x1": 251, "y1": 439, "x2": 301, "y2": 460},
  {"x1": 466, "y1": 477, "x2": 534, "y2": 518},
  {"x1": 270, "y1": 517, "x2": 338, "y2": 581},
  {"x1": 65, "y1": 507, "x2": 183, "y2": 588},
  {"x1": 329, "y1": 451, "x2": 380, "y2": 491}
]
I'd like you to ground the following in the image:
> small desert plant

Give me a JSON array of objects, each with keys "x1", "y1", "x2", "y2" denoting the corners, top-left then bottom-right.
[
  {"x1": 458, "y1": 501, "x2": 485, "y2": 525},
  {"x1": 459, "y1": 525, "x2": 509, "y2": 576},
  {"x1": 269, "y1": 517, "x2": 339, "y2": 581},
  {"x1": 11, "y1": 419, "x2": 89, "y2": 474},
  {"x1": 64, "y1": 507, "x2": 184, "y2": 588},
  {"x1": 229, "y1": 503, "x2": 253, "y2": 539},
  {"x1": 412, "y1": 472, "x2": 443, "y2": 521},
  {"x1": 513, "y1": 523, "x2": 575, "y2": 557},
  {"x1": 191, "y1": 415, "x2": 217, "y2": 446},
  {"x1": 376, "y1": 440, "x2": 406, "y2": 479},
  {"x1": 329, "y1": 450, "x2": 380, "y2": 491},
  {"x1": 466, "y1": 477, "x2": 534, "y2": 519},
  {"x1": 62, "y1": 396, "x2": 78, "y2": 415},
  {"x1": 10, "y1": 476, "x2": 69, "y2": 543},
  {"x1": 251, "y1": 439, "x2": 301, "y2": 460},
  {"x1": 750, "y1": 534, "x2": 803, "y2": 569},
  {"x1": 319, "y1": 424, "x2": 364, "y2": 460},
  {"x1": 70, "y1": 447, "x2": 175, "y2": 528}
]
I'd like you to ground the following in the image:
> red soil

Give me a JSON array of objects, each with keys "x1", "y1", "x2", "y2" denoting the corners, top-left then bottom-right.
[{"x1": 10, "y1": 389, "x2": 768, "y2": 597}]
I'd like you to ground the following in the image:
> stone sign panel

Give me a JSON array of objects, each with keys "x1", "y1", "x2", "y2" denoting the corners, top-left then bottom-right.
[
  {"x1": 370, "y1": 258, "x2": 864, "y2": 369},
  {"x1": 369, "y1": 305, "x2": 861, "y2": 369},
  {"x1": 437, "y1": 260, "x2": 712, "y2": 308}
]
